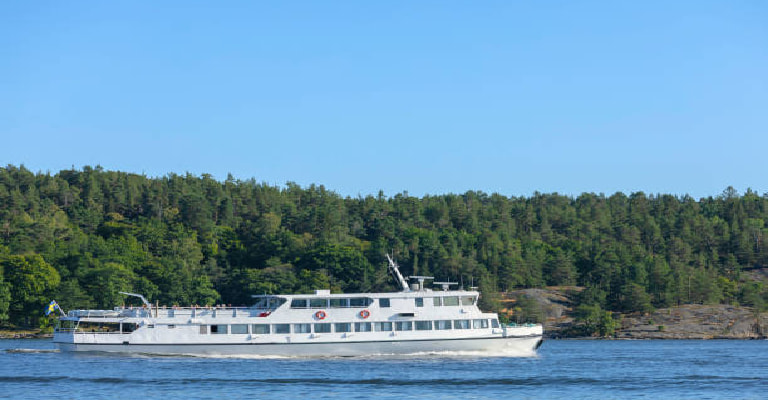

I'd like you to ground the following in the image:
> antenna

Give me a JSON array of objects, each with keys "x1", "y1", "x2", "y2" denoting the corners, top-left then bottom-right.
[
  {"x1": 433, "y1": 281, "x2": 458, "y2": 291},
  {"x1": 408, "y1": 275, "x2": 434, "y2": 291},
  {"x1": 386, "y1": 254, "x2": 410, "y2": 292}
]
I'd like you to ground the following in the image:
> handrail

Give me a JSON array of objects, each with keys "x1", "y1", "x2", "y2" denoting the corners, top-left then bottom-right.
[{"x1": 66, "y1": 305, "x2": 269, "y2": 319}]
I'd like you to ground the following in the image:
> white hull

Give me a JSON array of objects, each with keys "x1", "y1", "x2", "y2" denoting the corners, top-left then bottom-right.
[
  {"x1": 54, "y1": 269, "x2": 545, "y2": 358},
  {"x1": 55, "y1": 335, "x2": 543, "y2": 357}
]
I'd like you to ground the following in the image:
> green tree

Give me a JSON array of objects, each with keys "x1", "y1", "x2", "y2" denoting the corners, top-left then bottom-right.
[
  {"x1": 2, "y1": 254, "x2": 60, "y2": 326},
  {"x1": 0, "y1": 275, "x2": 10, "y2": 324},
  {"x1": 619, "y1": 283, "x2": 653, "y2": 313},
  {"x1": 574, "y1": 303, "x2": 620, "y2": 337},
  {"x1": 84, "y1": 262, "x2": 135, "y2": 308},
  {"x1": 55, "y1": 279, "x2": 94, "y2": 311},
  {"x1": 739, "y1": 281, "x2": 765, "y2": 311},
  {"x1": 511, "y1": 294, "x2": 544, "y2": 324},
  {"x1": 189, "y1": 275, "x2": 219, "y2": 306},
  {"x1": 477, "y1": 272, "x2": 502, "y2": 313}
]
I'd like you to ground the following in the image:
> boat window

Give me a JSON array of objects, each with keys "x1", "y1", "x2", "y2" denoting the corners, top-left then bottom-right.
[
  {"x1": 167, "y1": 325, "x2": 176, "y2": 329},
  {"x1": 310, "y1": 298, "x2": 327, "y2": 309},
  {"x1": 453, "y1": 320, "x2": 470, "y2": 330},
  {"x1": 147, "y1": 324, "x2": 155, "y2": 329},
  {"x1": 231, "y1": 324, "x2": 248, "y2": 334},
  {"x1": 334, "y1": 323, "x2": 351, "y2": 333},
  {"x1": 274, "y1": 297, "x2": 288, "y2": 308},
  {"x1": 314, "y1": 323, "x2": 332, "y2": 333},
  {"x1": 461, "y1": 296, "x2": 475, "y2": 306},
  {"x1": 210, "y1": 324, "x2": 227, "y2": 334},
  {"x1": 433, "y1": 297, "x2": 442, "y2": 306},
  {"x1": 199, "y1": 325, "x2": 208, "y2": 334},
  {"x1": 350, "y1": 298, "x2": 372, "y2": 307},
  {"x1": 434, "y1": 320, "x2": 452, "y2": 330},
  {"x1": 273, "y1": 324, "x2": 290, "y2": 334},
  {"x1": 415, "y1": 321, "x2": 432, "y2": 331},
  {"x1": 354, "y1": 322, "x2": 372, "y2": 332},
  {"x1": 415, "y1": 298, "x2": 424, "y2": 307},
  {"x1": 330, "y1": 298, "x2": 348, "y2": 308},
  {"x1": 252, "y1": 298, "x2": 268, "y2": 308},
  {"x1": 121, "y1": 323, "x2": 138, "y2": 333},
  {"x1": 293, "y1": 323, "x2": 311, "y2": 333},
  {"x1": 252, "y1": 324, "x2": 270, "y2": 334},
  {"x1": 473, "y1": 319, "x2": 489, "y2": 329},
  {"x1": 374, "y1": 322, "x2": 393, "y2": 332},
  {"x1": 379, "y1": 298, "x2": 391, "y2": 308},
  {"x1": 252, "y1": 296, "x2": 287, "y2": 311},
  {"x1": 290, "y1": 299, "x2": 308, "y2": 309},
  {"x1": 395, "y1": 321, "x2": 413, "y2": 331},
  {"x1": 492, "y1": 319, "x2": 500, "y2": 328},
  {"x1": 443, "y1": 296, "x2": 459, "y2": 306}
]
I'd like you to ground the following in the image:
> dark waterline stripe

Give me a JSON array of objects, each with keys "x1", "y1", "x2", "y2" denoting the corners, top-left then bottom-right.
[
  {"x1": 56, "y1": 335, "x2": 542, "y2": 346},
  {"x1": 1, "y1": 375, "x2": 763, "y2": 387}
]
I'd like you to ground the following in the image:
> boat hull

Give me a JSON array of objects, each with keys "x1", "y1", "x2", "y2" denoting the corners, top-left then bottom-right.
[{"x1": 55, "y1": 335, "x2": 543, "y2": 357}]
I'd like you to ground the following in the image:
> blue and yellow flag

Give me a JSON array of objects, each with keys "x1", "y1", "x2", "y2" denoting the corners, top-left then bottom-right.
[{"x1": 45, "y1": 300, "x2": 60, "y2": 316}]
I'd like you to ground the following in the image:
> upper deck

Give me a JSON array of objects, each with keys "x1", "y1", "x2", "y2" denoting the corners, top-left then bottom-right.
[{"x1": 63, "y1": 289, "x2": 481, "y2": 321}]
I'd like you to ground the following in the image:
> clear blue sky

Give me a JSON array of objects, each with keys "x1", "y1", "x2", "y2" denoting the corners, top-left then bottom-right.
[{"x1": 1, "y1": 1, "x2": 766, "y2": 198}]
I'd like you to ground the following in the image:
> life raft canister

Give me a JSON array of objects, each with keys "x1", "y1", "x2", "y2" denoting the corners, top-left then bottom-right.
[
  {"x1": 315, "y1": 310, "x2": 327, "y2": 320},
  {"x1": 359, "y1": 309, "x2": 371, "y2": 319}
]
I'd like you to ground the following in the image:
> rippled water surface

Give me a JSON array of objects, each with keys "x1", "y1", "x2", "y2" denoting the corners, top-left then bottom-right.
[{"x1": 2, "y1": 339, "x2": 766, "y2": 399}]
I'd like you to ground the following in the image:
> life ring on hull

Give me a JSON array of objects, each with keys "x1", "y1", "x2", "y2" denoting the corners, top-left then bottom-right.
[
  {"x1": 315, "y1": 310, "x2": 327, "y2": 320},
  {"x1": 360, "y1": 309, "x2": 371, "y2": 319}
]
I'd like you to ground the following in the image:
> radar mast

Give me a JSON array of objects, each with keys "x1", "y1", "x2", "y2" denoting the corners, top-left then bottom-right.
[{"x1": 386, "y1": 254, "x2": 411, "y2": 292}]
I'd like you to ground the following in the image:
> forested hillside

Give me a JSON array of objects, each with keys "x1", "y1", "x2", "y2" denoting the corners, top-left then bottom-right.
[{"x1": 1, "y1": 165, "x2": 767, "y2": 329}]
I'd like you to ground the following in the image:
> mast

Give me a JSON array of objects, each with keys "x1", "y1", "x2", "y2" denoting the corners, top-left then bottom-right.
[
  {"x1": 119, "y1": 292, "x2": 152, "y2": 309},
  {"x1": 386, "y1": 254, "x2": 410, "y2": 292}
]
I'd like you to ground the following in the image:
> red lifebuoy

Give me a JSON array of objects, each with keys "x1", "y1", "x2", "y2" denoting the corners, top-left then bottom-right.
[
  {"x1": 360, "y1": 309, "x2": 370, "y2": 319},
  {"x1": 315, "y1": 310, "x2": 327, "y2": 320}
]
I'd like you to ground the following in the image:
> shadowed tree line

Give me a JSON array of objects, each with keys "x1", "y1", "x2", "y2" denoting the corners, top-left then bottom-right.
[{"x1": 1, "y1": 165, "x2": 767, "y2": 329}]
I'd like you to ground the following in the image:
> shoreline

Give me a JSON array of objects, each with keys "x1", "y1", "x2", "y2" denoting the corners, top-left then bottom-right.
[
  {"x1": 508, "y1": 288, "x2": 768, "y2": 340},
  {"x1": 0, "y1": 330, "x2": 52, "y2": 339}
]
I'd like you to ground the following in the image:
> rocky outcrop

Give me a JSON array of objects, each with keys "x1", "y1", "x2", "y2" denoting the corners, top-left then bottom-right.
[
  {"x1": 503, "y1": 288, "x2": 768, "y2": 339},
  {"x1": 503, "y1": 288, "x2": 578, "y2": 337},
  {"x1": 618, "y1": 305, "x2": 768, "y2": 339}
]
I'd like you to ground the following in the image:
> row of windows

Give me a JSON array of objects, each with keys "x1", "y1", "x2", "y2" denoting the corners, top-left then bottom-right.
[
  {"x1": 289, "y1": 296, "x2": 476, "y2": 310},
  {"x1": 290, "y1": 298, "x2": 374, "y2": 309},
  {"x1": 415, "y1": 296, "x2": 475, "y2": 307},
  {"x1": 203, "y1": 319, "x2": 498, "y2": 335}
]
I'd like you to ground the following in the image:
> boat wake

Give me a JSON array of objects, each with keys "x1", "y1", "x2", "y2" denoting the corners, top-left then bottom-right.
[
  {"x1": 118, "y1": 351, "x2": 295, "y2": 360},
  {"x1": 174, "y1": 353, "x2": 295, "y2": 360},
  {"x1": 122, "y1": 348, "x2": 539, "y2": 360},
  {"x1": 5, "y1": 348, "x2": 60, "y2": 354},
  {"x1": 356, "y1": 349, "x2": 539, "y2": 359}
]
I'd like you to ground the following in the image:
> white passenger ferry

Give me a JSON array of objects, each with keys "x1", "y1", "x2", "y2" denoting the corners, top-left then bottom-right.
[{"x1": 53, "y1": 256, "x2": 543, "y2": 356}]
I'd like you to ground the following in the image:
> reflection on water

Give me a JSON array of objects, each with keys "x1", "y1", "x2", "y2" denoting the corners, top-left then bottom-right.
[{"x1": 1, "y1": 339, "x2": 767, "y2": 399}]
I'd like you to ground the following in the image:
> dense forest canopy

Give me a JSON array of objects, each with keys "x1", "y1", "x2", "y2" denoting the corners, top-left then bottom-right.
[{"x1": 1, "y1": 165, "x2": 767, "y2": 328}]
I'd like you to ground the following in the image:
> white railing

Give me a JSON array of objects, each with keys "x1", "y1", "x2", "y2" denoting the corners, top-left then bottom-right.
[{"x1": 67, "y1": 306, "x2": 269, "y2": 319}]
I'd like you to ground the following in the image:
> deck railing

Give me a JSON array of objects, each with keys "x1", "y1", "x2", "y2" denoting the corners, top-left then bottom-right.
[{"x1": 67, "y1": 306, "x2": 269, "y2": 319}]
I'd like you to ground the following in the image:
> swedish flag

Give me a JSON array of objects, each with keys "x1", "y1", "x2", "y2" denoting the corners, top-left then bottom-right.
[{"x1": 45, "y1": 300, "x2": 60, "y2": 316}]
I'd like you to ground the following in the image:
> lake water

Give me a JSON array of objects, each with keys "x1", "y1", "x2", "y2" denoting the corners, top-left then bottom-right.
[{"x1": 1, "y1": 339, "x2": 766, "y2": 399}]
